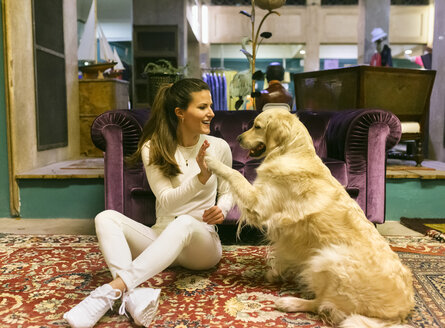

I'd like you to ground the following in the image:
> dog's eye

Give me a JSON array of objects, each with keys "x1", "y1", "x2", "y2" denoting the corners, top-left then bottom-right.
[{"x1": 254, "y1": 125, "x2": 261, "y2": 129}]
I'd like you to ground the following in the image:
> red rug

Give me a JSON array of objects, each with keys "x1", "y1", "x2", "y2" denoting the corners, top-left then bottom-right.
[{"x1": 0, "y1": 234, "x2": 444, "y2": 327}]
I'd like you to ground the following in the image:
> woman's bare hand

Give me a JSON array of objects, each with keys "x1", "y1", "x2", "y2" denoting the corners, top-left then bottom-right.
[
  {"x1": 197, "y1": 140, "x2": 212, "y2": 184},
  {"x1": 202, "y1": 206, "x2": 224, "y2": 225}
]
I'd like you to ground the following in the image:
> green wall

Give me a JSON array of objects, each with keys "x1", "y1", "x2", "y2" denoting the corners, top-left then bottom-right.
[
  {"x1": 0, "y1": 6, "x2": 11, "y2": 217},
  {"x1": 386, "y1": 179, "x2": 445, "y2": 220},
  {"x1": 18, "y1": 179, "x2": 104, "y2": 218}
]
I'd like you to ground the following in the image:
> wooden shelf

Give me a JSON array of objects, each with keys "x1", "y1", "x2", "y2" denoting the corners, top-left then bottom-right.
[
  {"x1": 132, "y1": 25, "x2": 178, "y2": 107},
  {"x1": 386, "y1": 165, "x2": 445, "y2": 179},
  {"x1": 16, "y1": 159, "x2": 104, "y2": 179}
]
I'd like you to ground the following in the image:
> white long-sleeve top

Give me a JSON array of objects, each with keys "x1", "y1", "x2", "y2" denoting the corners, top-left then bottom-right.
[{"x1": 141, "y1": 134, "x2": 234, "y2": 233}]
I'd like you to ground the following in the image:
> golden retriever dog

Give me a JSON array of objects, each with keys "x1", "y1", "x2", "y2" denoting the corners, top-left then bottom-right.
[{"x1": 205, "y1": 107, "x2": 414, "y2": 328}]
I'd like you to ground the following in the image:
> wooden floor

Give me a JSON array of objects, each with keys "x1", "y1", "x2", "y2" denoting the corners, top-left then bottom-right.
[
  {"x1": 386, "y1": 159, "x2": 445, "y2": 179},
  {"x1": 387, "y1": 165, "x2": 445, "y2": 179}
]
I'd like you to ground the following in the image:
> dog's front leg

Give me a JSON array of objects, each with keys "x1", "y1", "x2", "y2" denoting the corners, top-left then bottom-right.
[{"x1": 206, "y1": 155, "x2": 257, "y2": 209}]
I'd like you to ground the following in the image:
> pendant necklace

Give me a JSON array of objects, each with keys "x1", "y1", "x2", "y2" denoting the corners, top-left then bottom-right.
[
  {"x1": 179, "y1": 136, "x2": 201, "y2": 167},
  {"x1": 179, "y1": 145, "x2": 197, "y2": 167}
]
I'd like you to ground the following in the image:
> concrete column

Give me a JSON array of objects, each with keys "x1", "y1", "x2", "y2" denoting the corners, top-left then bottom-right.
[
  {"x1": 428, "y1": 0, "x2": 445, "y2": 161},
  {"x1": 304, "y1": 0, "x2": 320, "y2": 72},
  {"x1": 187, "y1": 32, "x2": 201, "y2": 78},
  {"x1": 132, "y1": 0, "x2": 187, "y2": 66},
  {"x1": 357, "y1": 0, "x2": 390, "y2": 64},
  {"x1": 199, "y1": 43, "x2": 211, "y2": 68}
]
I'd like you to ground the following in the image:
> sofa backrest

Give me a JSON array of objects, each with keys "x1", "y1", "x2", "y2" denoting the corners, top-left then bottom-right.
[
  {"x1": 210, "y1": 110, "x2": 330, "y2": 168},
  {"x1": 297, "y1": 111, "x2": 331, "y2": 159},
  {"x1": 210, "y1": 110, "x2": 261, "y2": 183}
]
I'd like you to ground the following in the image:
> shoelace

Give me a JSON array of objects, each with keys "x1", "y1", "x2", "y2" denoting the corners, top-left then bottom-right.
[
  {"x1": 90, "y1": 287, "x2": 122, "y2": 313},
  {"x1": 119, "y1": 292, "x2": 129, "y2": 317}
]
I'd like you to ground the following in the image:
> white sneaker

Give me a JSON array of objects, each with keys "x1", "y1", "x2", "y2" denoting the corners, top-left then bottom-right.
[
  {"x1": 63, "y1": 284, "x2": 122, "y2": 328},
  {"x1": 119, "y1": 288, "x2": 161, "y2": 327}
]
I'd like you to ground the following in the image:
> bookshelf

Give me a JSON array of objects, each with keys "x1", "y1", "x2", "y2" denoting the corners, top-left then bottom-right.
[{"x1": 132, "y1": 25, "x2": 178, "y2": 107}]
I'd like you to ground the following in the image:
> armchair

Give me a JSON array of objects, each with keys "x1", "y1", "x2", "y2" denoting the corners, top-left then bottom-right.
[{"x1": 91, "y1": 108, "x2": 401, "y2": 226}]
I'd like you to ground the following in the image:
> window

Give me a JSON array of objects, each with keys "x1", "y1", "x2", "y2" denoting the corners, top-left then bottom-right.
[{"x1": 32, "y1": 0, "x2": 68, "y2": 150}]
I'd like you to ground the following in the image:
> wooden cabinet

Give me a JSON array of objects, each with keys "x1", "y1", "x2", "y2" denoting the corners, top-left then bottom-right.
[
  {"x1": 79, "y1": 79, "x2": 129, "y2": 157},
  {"x1": 293, "y1": 65, "x2": 436, "y2": 165}
]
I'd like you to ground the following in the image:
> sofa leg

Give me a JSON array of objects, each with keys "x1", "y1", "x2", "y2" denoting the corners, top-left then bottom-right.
[
  {"x1": 414, "y1": 141, "x2": 423, "y2": 167},
  {"x1": 387, "y1": 140, "x2": 423, "y2": 166}
]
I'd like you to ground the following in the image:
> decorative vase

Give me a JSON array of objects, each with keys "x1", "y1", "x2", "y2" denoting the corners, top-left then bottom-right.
[{"x1": 255, "y1": 0, "x2": 286, "y2": 11}]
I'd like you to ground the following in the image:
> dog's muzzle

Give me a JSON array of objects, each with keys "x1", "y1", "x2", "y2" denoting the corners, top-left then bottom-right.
[
  {"x1": 249, "y1": 143, "x2": 266, "y2": 157},
  {"x1": 237, "y1": 134, "x2": 266, "y2": 157}
]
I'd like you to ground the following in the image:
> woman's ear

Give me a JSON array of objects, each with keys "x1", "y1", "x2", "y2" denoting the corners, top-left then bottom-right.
[{"x1": 175, "y1": 107, "x2": 184, "y2": 122}]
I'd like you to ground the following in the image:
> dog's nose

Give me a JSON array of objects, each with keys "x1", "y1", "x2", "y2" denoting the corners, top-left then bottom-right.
[{"x1": 237, "y1": 135, "x2": 243, "y2": 143}]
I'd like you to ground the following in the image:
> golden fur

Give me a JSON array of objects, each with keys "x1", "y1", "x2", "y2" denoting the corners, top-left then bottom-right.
[{"x1": 205, "y1": 108, "x2": 414, "y2": 328}]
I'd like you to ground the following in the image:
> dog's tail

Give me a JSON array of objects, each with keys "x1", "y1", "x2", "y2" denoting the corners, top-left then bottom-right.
[{"x1": 340, "y1": 314, "x2": 412, "y2": 328}]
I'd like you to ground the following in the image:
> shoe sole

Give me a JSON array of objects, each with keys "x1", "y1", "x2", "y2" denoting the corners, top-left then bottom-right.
[
  {"x1": 134, "y1": 289, "x2": 161, "y2": 327},
  {"x1": 64, "y1": 312, "x2": 94, "y2": 328}
]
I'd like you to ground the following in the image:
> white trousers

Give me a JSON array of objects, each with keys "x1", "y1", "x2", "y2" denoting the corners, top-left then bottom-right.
[{"x1": 95, "y1": 210, "x2": 222, "y2": 291}]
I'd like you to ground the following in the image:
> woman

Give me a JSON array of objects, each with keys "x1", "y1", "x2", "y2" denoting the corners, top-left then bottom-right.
[{"x1": 64, "y1": 78, "x2": 233, "y2": 327}]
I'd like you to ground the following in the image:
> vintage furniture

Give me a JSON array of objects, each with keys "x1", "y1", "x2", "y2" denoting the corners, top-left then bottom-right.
[
  {"x1": 91, "y1": 107, "x2": 401, "y2": 226},
  {"x1": 79, "y1": 79, "x2": 129, "y2": 157},
  {"x1": 293, "y1": 65, "x2": 436, "y2": 165}
]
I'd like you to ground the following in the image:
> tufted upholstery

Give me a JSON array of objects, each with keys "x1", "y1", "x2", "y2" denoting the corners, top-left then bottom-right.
[
  {"x1": 91, "y1": 108, "x2": 401, "y2": 225},
  {"x1": 210, "y1": 111, "x2": 261, "y2": 184},
  {"x1": 300, "y1": 109, "x2": 401, "y2": 223},
  {"x1": 91, "y1": 109, "x2": 155, "y2": 225}
]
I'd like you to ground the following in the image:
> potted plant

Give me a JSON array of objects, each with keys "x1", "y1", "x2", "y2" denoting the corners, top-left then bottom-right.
[{"x1": 143, "y1": 59, "x2": 185, "y2": 105}]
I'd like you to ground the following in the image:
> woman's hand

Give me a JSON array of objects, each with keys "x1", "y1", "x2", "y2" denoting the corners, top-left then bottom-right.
[
  {"x1": 197, "y1": 140, "x2": 212, "y2": 184},
  {"x1": 203, "y1": 206, "x2": 224, "y2": 225}
]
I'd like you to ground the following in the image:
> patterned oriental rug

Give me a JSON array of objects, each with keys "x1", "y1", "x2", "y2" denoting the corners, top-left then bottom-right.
[{"x1": 0, "y1": 234, "x2": 444, "y2": 328}]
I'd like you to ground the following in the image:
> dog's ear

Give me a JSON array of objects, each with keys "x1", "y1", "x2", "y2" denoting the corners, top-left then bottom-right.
[{"x1": 266, "y1": 114, "x2": 293, "y2": 145}]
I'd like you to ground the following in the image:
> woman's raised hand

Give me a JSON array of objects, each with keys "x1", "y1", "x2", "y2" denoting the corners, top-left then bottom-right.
[{"x1": 197, "y1": 140, "x2": 212, "y2": 184}]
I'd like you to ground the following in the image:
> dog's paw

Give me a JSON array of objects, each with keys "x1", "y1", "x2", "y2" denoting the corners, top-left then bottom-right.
[
  {"x1": 205, "y1": 155, "x2": 231, "y2": 177},
  {"x1": 205, "y1": 155, "x2": 220, "y2": 171},
  {"x1": 275, "y1": 297, "x2": 300, "y2": 312},
  {"x1": 275, "y1": 297, "x2": 314, "y2": 313}
]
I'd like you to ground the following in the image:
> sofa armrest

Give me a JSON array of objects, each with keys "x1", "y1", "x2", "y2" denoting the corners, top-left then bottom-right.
[
  {"x1": 91, "y1": 109, "x2": 150, "y2": 154},
  {"x1": 324, "y1": 109, "x2": 401, "y2": 223},
  {"x1": 91, "y1": 109, "x2": 150, "y2": 215}
]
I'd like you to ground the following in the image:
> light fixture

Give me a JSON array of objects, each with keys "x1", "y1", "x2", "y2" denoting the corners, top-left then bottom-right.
[
  {"x1": 404, "y1": 49, "x2": 412, "y2": 55},
  {"x1": 299, "y1": 49, "x2": 306, "y2": 55}
]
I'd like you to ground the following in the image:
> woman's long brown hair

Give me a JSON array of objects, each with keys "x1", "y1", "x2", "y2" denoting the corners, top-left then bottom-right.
[{"x1": 127, "y1": 78, "x2": 210, "y2": 177}]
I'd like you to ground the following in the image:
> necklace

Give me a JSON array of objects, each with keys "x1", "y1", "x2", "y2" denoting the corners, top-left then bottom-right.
[
  {"x1": 178, "y1": 144, "x2": 198, "y2": 167},
  {"x1": 178, "y1": 135, "x2": 202, "y2": 167}
]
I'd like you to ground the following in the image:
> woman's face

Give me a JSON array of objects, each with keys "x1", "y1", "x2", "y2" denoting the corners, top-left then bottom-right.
[{"x1": 177, "y1": 89, "x2": 214, "y2": 139}]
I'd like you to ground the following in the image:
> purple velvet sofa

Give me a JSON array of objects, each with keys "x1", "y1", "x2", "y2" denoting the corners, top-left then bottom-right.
[{"x1": 91, "y1": 108, "x2": 401, "y2": 226}]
